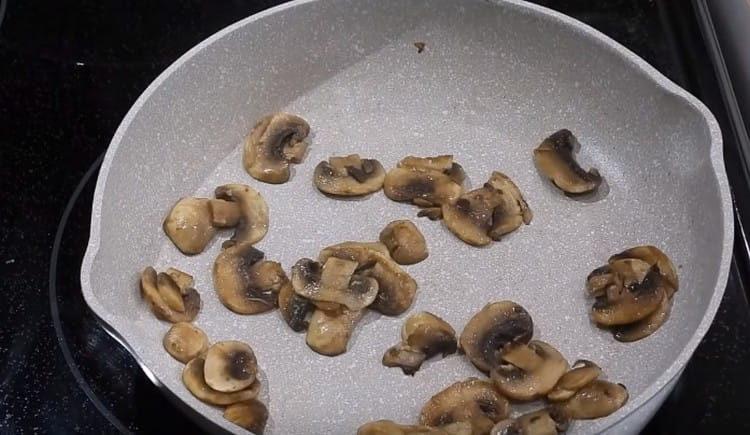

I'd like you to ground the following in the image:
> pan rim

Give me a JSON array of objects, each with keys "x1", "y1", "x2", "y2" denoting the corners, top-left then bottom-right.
[{"x1": 79, "y1": 0, "x2": 733, "y2": 432}]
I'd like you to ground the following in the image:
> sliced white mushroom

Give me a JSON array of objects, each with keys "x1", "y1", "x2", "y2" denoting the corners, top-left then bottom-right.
[
  {"x1": 243, "y1": 112, "x2": 310, "y2": 184},
  {"x1": 163, "y1": 322, "x2": 208, "y2": 363},
  {"x1": 314, "y1": 154, "x2": 386, "y2": 196}
]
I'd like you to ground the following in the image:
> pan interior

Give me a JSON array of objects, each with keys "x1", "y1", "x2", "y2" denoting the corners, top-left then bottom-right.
[{"x1": 84, "y1": 0, "x2": 727, "y2": 433}]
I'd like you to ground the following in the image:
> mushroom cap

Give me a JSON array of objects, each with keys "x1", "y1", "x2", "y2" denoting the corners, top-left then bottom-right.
[
  {"x1": 547, "y1": 360, "x2": 602, "y2": 402},
  {"x1": 214, "y1": 184, "x2": 269, "y2": 245},
  {"x1": 609, "y1": 245, "x2": 678, "y2": 290},
  {"x1": 319, "y1": 243, "x2": 417, "y2": 316},
  {"x1": 278, "y1": 276, "x2": 314, "y2": 332},
  {"x1": 357, "y1": 420, "x2": 443, "y2": 435},
  {"x1": 490, "y1": 340, "x2": 569, "y2": 401},
  {"x1": 292, "y1": 257, "x2": 379, "y2": 311},
  {"x1": 402, "y1": 311, "x2": 457, "y2": 358},
  {"x1": 590, "y1": 264, "x2": 667, "y2": 326},
  {"x1": 163, "y1": 197, "x2": 217, "y2": 255},
  {"x1": 557, "y1": 380, "x2": 628, "y2": 419},
  {"x1": 140, "y1": 267, "x2": 201, "y2": 323},
  {"x1": 459, "y1": 301, "x2": 534, "y2": 373},
  {"x1": 490, "y1": 408, "x2": 570, "y2": 435},
  {"x1": 213, "y1": 242, "x2": 287, "y2": 314},
  {"x1": 419, "y1": 378, "x2": 510, "y2": 427},
  {"x1": 382, "y1": 343, "x2": 427, "y2": 375},
  {"x1": 243, "y1": 112, "x2": 310, "y2": 184},
  {"x1": 182, "y1": 357, "x2": 260, "y2": 405},
  {"x1": 224, "y1": 399, "x2": 269, "y2": 434},
  {"x1": 379, "y1": 220, "x2": 429, "y2": 265},
  {"x1": 383, "y1": 155, "x2": 465, "y2": 207},
  {"x1": 533, "y1": 129, "x2": 602, "y2": 195},
  {"x1": 163, "y1": 322, "x2": 209, "y2": 363},
  {"x1": 203, "y1": 340, "x2": 258, "y2": 393},
  {"x1": 314, "y1": 154, "x2": 386, "y2": 196},
  {"x1": 305, "y1": 306, "x2": 364, "y2": 356}
]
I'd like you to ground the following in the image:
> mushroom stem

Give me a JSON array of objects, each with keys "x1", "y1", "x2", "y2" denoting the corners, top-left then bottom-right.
[{"x1": 208, "y1": 199, "x2": 242, "y2": 227}]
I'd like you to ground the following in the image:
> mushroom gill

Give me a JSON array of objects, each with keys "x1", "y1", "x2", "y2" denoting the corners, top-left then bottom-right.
[{"x1": 243, "y1": 112, "x2": 310, "y2": 184}]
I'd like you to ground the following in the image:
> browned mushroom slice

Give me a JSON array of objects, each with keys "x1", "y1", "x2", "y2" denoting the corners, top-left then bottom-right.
[
  {"x1": 384, "y1": 155, "x2": 465, "y2": 207},
  {"x1": 383, "y1": 312, "x2": 457, "y2": 375},
  {"x1": 609, "y1": 245, "x2": 679, "y2": 290},
  {"x1": 305, "y1": 306, "x2": 364, "y2": 356},
  {"x1": 319, "y1": 243, "x2": 417, "y2": 316},
  {"x1": 207, "y1": 198, "x2": 242, "y2": 227},
  {"x1": 243, "y1": 112, "x2": 310, "y2": 184},
  {"x1": 419, "y1": 378, "x2": 510, "y2": 427},
  {"x1": 442, "y1": 172, "x2": 532, "y2": 246},
  {"x1": 213, "y1": 242, "x2": 287, "y2": 314},
  {"x1": 163, "y1": 322, "x2": 209, "y2": 363},
  {"x1": 490, "y1": 340, "x2": 569, "y2": 401},
  {"x1": 224, "y1": 399, "x2": 269, "y2": 434},
  {"x1": 314, "y1": 154, "x2": 386, "y2": 196},
  {"x1": 182, "y1": 357, "x2": 260, "y2": 405},
  {"x1": 163, "y1": 197, "x2": 217, "y2": 255},
  {"x1": 490, "y1": 408, "x2": 570, "y2": 435},
  {"x1": 156, "y1": 272, "x2": 187, "y2": 312},
  {"x1": 533, "y1": 129, "x2": 602, "y2": 195},
  {"x1": 547, "y1": 360, "x2": 602, "y2": 402},
  {"x1": 591, "y1": 265, "x2": 667, "y2": 326},
  {"x1": 586, "y1": 265, "x2": 614, "y2": 297},
  {"x1": 459, "y1": 301, "x2": 534, "y2": 373},
  {"x1": 292, "y1": 257, "x2": 379, "y2": 311},
  {"x1": 214, "y1": 184, "x2": 269, "y2": 246},
  {"x1": 357, "y1": 420, "x2": 443, "y2": 435},
  {"x1": 140, "y1": 267, "x2": 201, "y2": 323},
  {"x1": 379, "y1": 220, "x2": 429, "y2": 265},
  {"x1": 556, "y1": 380, "x2": 628, "y2": 419},
  {"x1": 203, "y1": 341, "x2": 258, "y2": 392},
  {"x1": 278, "y1": 277, "x2": 313, "y2": 332},
  {"x1": 166, "y1": 267, "x2": 194, "y2": 292},
  {"x1": 612, "y1": 294, "x2": 673, "y2": 342}
]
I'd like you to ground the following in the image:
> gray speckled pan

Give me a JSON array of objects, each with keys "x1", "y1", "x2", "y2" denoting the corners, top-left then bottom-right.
[{"x1": 80, "y1": 0, "x2": 733, "y2": 433}]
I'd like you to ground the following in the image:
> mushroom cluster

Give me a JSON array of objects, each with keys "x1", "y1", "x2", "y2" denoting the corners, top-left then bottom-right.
[
  {"x1": 533, "y1": 129, "x2": 603, "y2": 196},
  {"x1": 163, "y1": 183, "x2": 269, "y2": 255},
  {"x1": 278, "y1": 232, "x2": 419, "y2": 356},
  {"x1": 139, "y1": 266, "x2": 201, "y2": 323},
  {"x1": 360, "y1": 300, "x2": 628, "y2": 434},
  {"x1": 243, "y1": 112, "x2": 310, "y2": 184},
  {"x1": 586, "y1": 245, "x2": 679, "y2": 342},
  {"x1": 314, "y1": 154, "x2": 387, "y2": 196},
  {"x1": 382, "y1": 311, "x2": 457, "y2": 375}
]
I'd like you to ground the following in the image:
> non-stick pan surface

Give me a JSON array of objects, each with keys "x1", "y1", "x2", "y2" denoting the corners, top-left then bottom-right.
[{"x1": 81, "y1": 0, "x2": 732, "y2": 433}]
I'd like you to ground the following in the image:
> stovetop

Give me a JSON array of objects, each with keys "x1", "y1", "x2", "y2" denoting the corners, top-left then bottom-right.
[{"x1": 2, "y1": 1, "x2": 750, "y2": 433}]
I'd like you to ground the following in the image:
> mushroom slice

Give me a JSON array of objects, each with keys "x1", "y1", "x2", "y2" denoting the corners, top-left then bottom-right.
[
  {"x1": 314, "y1": 154, "x2": 387, "y2": 196},
  {"x1": 156, "y1": 272, "x2": 187, "y2": 312},
  {"x1": 419, "y1": 378, "x2": 510, "y2": 427},
  {"x1": 612, "y1": 294, "x2": 673, "y2": 342},
  {"x1": 182, "y1": 357, "x2": 260, "y2": 405},
  {"x1": 490, "y1": 408, "x2": 570, "y2": 435},
  {"x1": 586, "y1": 265, "x2": 614, "y2": 297},
  {"x1": 490, "y1": 340, "x2": 569, "y2": 401},
  {"x1": 591, "y1": 265, "x2": 667, "y2": 326},
  {"x1": 214, "y1": 184, "x2": 269, "y2": 245},
  {"x1": 384, "y1": 155, "x2": 465, "y2": 207},
  {"x1": 459, "y1": 301, "x2": 534, "y2": 373},
  {"x1": 213, "y1": 242, "x2": 288, "y2": 314},
  {"x1": 166, "y1": 267, "x2": 194, "y2": 292},
  {"x1": 609, "y1": 245, "x2": 678, "y2": 290},
  {"x1": 292, "y1": 257, "x2": 379, "y2": 311},
  {"x1": 379, "y1": 220, "x2": 429, "y2": 265},
  {"x1": 163, "y1": 322, "x2": 209, "y2": 363},
  {"x1": 203, "y1": 341, "x2": 258, "y2": 393},
  {"x1": 547, "y1": 360, "x2": 602, "y2": 402},
  {"x1": 243, "y1": 112, "x2": 310, "y2": 184},
  {"x1": 163, "y1": 197, "x2": 217, "y2": 255},
  {"x1": 557, "y1": 380, "x2": 628, "y2": 419},
  {"x1": 442, "y1": 172, "x2": 531, "y2": 246},
  {"x1": 383, "y1": 312, "x2": 457, "y2": 375},
  {"x1": 140, "y1": 267, "x2": 201, "y2": 323},
  {"x1": 278, "y1": 278, "x2": 314, "y2": 332},
  {"x1": 224, "y1": 400, "x2": 269, "y2": 434},
  {"x1": 533, "y1": 129, "x2": 602, "y2": 195},
  {"x1": 319, "y1": 243, "x2": 418, "y2": 316},
  {"x1": 358, "y1": 420, "x2": 443, "y2": 435},
  {"x1": 306, "y1": 306, "x2": 364, "y2": 356}
]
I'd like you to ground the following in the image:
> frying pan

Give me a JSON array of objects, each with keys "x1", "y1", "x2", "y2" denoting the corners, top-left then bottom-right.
[{"x1": 80, "y1": 0, "x2": 733, "y2": 433}]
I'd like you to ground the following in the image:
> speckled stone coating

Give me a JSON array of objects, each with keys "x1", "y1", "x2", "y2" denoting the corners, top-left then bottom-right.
[{"x1": 80, "y1": 0, "x2": 732, "y2": 434}]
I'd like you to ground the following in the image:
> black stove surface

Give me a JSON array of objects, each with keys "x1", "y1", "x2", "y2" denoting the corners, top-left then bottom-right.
[{"x1": 2, "y1": 1, "x2": 749, "y2": 433}]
